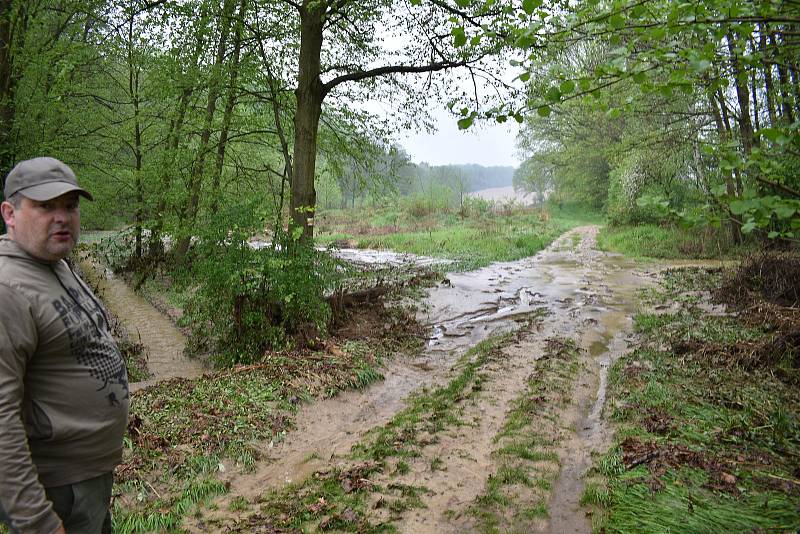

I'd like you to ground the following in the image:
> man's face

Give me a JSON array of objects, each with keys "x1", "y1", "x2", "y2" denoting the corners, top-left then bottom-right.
[{"x1": 1, "y1": 192, "x2": 81, "y2": 261}]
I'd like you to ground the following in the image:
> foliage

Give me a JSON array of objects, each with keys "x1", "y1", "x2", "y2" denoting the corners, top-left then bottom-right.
[
  {"x1": 451, "y1": 0, "x2": 800, "y2": 243},
  {"x1": 597, "y1": 223, "x2": 741, "y2": 260},
  {"x1": 180, "y1": 203, "x2": 342, "y2": 365}
]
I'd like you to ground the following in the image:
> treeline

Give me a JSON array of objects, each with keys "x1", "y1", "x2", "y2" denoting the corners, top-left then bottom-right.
[
  {"x1": 0, "y1": 0, "x2": 510, "y2": 254},
  {"x1": 319, "y1": 156, "x2": 516, "y2": 210},
  {"x1": 510, "y1": 0, "x2": 799, "y2": 244}
]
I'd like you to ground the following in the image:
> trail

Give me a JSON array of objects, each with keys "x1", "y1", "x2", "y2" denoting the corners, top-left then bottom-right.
[
  {"x1": 190, "y1": 225, "x2": 657, "y2": 533},
  {"x1": 78, "y1": 256, "x2": 205, "y2": 391}
]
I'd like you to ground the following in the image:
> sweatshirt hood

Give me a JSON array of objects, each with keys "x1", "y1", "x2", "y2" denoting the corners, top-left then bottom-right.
[{"x1": 0, "y1": 234, "x2": 55, "y2": 264}]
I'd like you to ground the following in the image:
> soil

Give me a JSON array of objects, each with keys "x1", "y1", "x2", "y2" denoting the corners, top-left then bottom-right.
[{"x1": 92, "y1": 225, "x2": 694, "y2": 532}]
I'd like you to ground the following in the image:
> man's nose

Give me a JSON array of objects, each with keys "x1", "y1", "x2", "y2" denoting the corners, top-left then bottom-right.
[{"x1": 52, "y1": 207, "x2": 70, "y2": 223}]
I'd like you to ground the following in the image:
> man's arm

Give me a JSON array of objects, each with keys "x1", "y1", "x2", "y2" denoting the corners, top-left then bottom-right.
[{"x1": 0, "y1": 285, "x2": 63, "y2": 534}]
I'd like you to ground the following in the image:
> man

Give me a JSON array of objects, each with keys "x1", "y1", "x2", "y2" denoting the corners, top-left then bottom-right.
[{"x1": 0, "y1": 157, "x2": 130, "y2": 533}]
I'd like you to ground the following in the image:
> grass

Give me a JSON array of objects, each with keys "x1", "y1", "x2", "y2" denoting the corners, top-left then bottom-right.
[
  {"x1": 317, "y1": 203, "x2": 602, "y2": 270},
  {"x1": 111, "y1": 338, "x2": 399, "y2": 533},
  {"x1": 470, "y1": 337, "x2": 583, "y2": 533},
  {"x1": 213, "y1": 327, "x2": 543, "y2": 532},
  {"x1": 584, "y1": 267, "x2": 800, "y2": 532},
  {"x1": 596, "y1": 223, "x2": 744, "y2": 260}
]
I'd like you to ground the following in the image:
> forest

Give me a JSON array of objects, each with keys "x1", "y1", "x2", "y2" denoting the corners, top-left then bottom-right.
[{"x1": 1, "y1": 0, "x2": 799, "y2": 532}]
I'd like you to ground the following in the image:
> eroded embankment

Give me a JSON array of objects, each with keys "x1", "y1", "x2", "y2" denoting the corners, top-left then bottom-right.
[{"x1": 185, "y1": 225, "x2": 657, "y2": 533}]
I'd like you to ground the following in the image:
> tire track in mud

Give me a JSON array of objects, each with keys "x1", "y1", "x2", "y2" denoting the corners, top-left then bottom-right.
[
  {"x1": 370, "y1": 227, "x2": 648, "y2": 533},
  {"x1": 194, "y1": 225, "x2": 656, "y2": 533}
]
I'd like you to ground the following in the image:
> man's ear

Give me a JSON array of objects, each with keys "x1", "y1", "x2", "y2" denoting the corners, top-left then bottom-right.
[{"x1": 1, "y1": 201, "x2": 15, "y2": 228}]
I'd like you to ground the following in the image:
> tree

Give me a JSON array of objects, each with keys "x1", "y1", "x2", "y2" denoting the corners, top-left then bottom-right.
[
  {"x1": 494, "y1": 0, "x2": 800, "y2": 239},
  {"x1": 285, "y1": 0, "x2": 512, "y2": 240}
]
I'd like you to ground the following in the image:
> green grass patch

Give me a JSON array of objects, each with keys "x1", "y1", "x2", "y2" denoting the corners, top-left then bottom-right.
[
  {"x1": 470, "y1": 337, "x2": 584, "y2": 533},
  {"x1": 597, "y1": 224, "x2": 743, "y2": 260},
  {"x1": 586, "y1": 267, "x2": 800, "y2": 533},
  {"x1": 354, "y1": 332, "x2": 517, "y2": 461},
  {"x1": 318, "y1": 204, "x2": 601, "y2": 270}
]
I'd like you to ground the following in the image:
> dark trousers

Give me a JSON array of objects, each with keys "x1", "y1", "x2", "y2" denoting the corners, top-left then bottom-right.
[{"x1": 0, "y1": 473, "x2": 113, "y2": 534}]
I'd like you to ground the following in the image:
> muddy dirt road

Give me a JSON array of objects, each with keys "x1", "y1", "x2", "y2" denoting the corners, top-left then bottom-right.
[{"x1": 177, "y1": 225, "x2": 654, "y2": 533}]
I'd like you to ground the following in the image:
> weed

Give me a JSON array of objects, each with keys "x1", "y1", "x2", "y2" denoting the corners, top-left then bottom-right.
[
  {"x1": 589, "y1": 267, "x2": 800, "y2": 532},
  {"x1": 430, "y1": 457, "x2": 445, "y2": 471},
  {"x1": 395, "y1": 461, "x2": 411, "y2": 475}
]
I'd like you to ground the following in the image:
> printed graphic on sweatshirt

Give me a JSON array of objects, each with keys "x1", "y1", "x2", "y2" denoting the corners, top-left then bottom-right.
[{"x1": 52, "y1": 286, "x2": 129, "y2": 407}]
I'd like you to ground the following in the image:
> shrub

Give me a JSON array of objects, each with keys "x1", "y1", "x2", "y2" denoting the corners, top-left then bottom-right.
[{"x1": 185, "y1": 231, "x2": 341, "y2": 366}]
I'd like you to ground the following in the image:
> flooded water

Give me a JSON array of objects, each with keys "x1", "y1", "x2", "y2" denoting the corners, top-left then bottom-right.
[
  {"x1": 84, "y1": 226, "x2": 661, "y2": 532},
  {"x1": 468, "y1": 185, "x2": 539, "y2": 205},
  {"x1": 77, "y1": 256, "x2": 206, "y2": 391},
  {"x1": 194, "y1": 225, "x2": 658, "y2": 533}
]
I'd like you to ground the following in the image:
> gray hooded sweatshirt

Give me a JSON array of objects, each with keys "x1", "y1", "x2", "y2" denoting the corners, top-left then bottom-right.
[{"x1": 0, "y1": 235, "x2": 129, "y2": 533}]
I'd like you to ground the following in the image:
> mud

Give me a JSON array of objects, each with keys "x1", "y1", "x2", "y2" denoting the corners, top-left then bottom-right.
[
  {"x1": 403, "y1": 226, "x2": 648, "y2": 533},
  {"x1": 77, "y1": 256, "x2": 206, "y2": 391},
  {"x1": 88, "y1": 225, "x2": 662, "y2": 532},
  {"x1": 191, "y1": 225, "x2": 657, "y2": 533}
]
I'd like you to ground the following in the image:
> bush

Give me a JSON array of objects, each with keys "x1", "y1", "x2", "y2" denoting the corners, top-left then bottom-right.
[{"x1": 185, "y1": 231, "x2": 341, "y2": 366}]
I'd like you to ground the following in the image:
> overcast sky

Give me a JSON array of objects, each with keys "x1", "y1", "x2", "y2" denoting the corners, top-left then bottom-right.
[{"x1": 398, "y1": 104, "x2": 522, "y2": 168}]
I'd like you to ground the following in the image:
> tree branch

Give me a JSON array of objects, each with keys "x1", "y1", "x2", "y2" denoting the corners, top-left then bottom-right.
[{"x1": 323, "y1": 58, "x2": 474, "y2": 93}]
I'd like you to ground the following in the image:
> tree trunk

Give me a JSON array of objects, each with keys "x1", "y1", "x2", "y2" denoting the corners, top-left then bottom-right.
[
  {"x1": 0, "y1": 0, "x2": 18, "y2": 177},
  {"x1": 210, "y1": 0, "x2": 246, "y2": 215},
  {"x1": 759, "y1": 28, "x2": 777, "y2": 127},
  {"x1": 149, "y1": 8, "x2": 208, "y2": 258},
  {"x1": 770, "y1": 32, "x2": 795, "y2": 124},
  {"x1": 709, "y1": 92, "x2": 742, "y2": 245},
  {"x1": 290, "y1": 0, "x2": 326, "y2": 243},
  {"x1": 175, "y1": 0, "x2": 237, "y2": 260},
  {"x1": 726, "y1": 33, "x2": 755, "y2": 159},
  {"x1": 128, "y1": 10, "x2": 143, "y2": 259}
]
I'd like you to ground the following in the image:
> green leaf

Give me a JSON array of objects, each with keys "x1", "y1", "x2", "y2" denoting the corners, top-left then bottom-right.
[
  {"x1": 768, "y1": 231, "x2": 780, "y2": 239},
  {"x1": 455, "y1": 0, "x2": 470, "y2": 7},
  {"x1": 519, "y1": 71, "x2": 531, "y2": 82},
  {"x1": 729, "y1": 200, "x2": 749, "y2": 215},
  {"x1": 609, "y1": 14, "x2": 625, "y2": 29},
  {"x1": 495, "y1": 114, "x2": 507, "y2": 123},
  {"x1": 632, "y1": 71, "x2": 647, "y2": 84},
  {"x1": 513, "y1": 113, "x2": 524, "y2": 123},
  {"x1": 546, "y1": 86, "x2": 561, "y2": 103},
  {"x1": 689, "y1": 59, "x2": 712, "y2": 72},
  {"x1": 774, "y1": 204, "x2": 796, "y2": 219},
  {"x1": 522, "y1": 0, "x2": 542, "y2": 15},
  {"x1": 537, "y1": 105, "x2": 551, "y2": 117},
  {"x1": 741, "y1": 221, "x2": 757, "y2": 234},
  {"x1": 457, "y1": 116, "x2": 474, "y2": 130},
  {"x1": 559, "y1": 80, "x2": 575, "y2": 94},
  {"x1": 710, "y1": 185, "x2": 727, "y2": 197},
  {"x1": 452, "y1": 27, "x2": 467, "y2": 47},
  {"x1": 578, "y1": 78, "x2": 591, "y2": 91}
]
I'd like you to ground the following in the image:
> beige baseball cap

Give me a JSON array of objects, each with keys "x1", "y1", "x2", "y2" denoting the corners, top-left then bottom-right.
[{"x1": 3, "y1": 157, "x2": 93, "y2": 201}]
